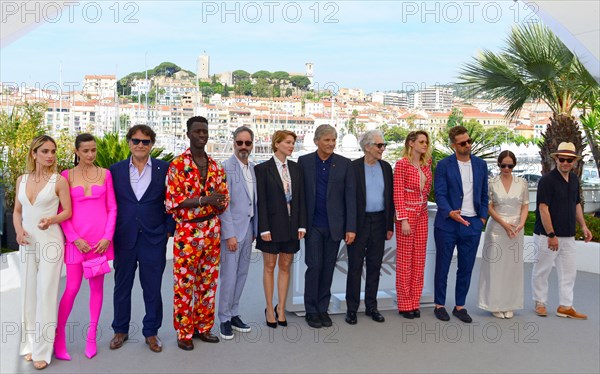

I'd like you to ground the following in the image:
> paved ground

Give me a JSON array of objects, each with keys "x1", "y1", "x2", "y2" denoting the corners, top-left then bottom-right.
[{"x1": 1, "y1": 256, "x2": 599, "y2": 373}]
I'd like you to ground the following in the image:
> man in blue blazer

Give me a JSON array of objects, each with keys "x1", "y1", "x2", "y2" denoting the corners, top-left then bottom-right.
[
  {"x1": 109, "y1": 125, "x2": 175, "y2": 353},
  {"x1": 433, "y1": 125, "x2": 488, "y2": 323},
  {"x1": 298, "y1": 124, "x2": 357, "y2": 329},
  {"x1": 217, "y1": 126, "x2": 258, "y2": 340}
]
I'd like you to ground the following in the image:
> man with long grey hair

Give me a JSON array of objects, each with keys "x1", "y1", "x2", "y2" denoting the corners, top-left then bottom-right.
[{"x1": 298, "y1": 124, "x2": 357, "y2": 328}]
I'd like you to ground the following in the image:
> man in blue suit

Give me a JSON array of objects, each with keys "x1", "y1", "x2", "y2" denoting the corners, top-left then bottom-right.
[
  {"x1": 109, "y1": 125, "x2": 175, "y2": 353},
  {"x1": 217, "y1": 126, "x2": 258, "y2": 340},
  {"x1": 433, "y1": 125, "x2": 488, "y2": 323},
  {"x1": 298, "y1": 124, "x2": 357, "y2": 329}
]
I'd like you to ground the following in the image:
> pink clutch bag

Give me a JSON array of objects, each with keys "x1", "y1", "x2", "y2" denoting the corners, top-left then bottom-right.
[{"x1": 82, "y1": 256, "x2": 110, "y2": 279}]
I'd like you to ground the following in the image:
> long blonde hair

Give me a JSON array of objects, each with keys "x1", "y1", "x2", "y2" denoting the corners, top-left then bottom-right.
[
  {"x1": 25, "y1": 135, "x2": 57, "y2": 173},
  {"x1": 402, "y1": 130, "x2": 431, "y2": 165}
]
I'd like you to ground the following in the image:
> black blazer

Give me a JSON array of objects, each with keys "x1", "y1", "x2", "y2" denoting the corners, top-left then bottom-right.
[
  {"x1": 298, "y1": 152, "x2": 357, "y2": 241},
  {"x1": 352, "y1": 157, "x2": 395, "y2": 235},
  {"x1": 255, "y1": 157, "x2": 307, "y2": 242},
  {"x1": 109, "y1": 157, "x2": 175, "y2": 251}
]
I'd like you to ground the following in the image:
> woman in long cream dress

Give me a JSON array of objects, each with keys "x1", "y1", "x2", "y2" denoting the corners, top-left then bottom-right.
[
  {"x1": 13, "y1": 135, "x2": 72, "y2": 370},
  {"x1": 478, "y1": 150, "x2": 529, "y2": 318}
]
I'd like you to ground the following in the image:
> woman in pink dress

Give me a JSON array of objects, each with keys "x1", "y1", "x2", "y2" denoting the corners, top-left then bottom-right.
[{"x1": 54, "y1": 133, "x2": 117, "y2": 360}]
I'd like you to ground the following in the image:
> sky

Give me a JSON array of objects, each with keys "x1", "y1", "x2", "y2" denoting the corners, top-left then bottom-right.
[{"x1": 0, "y1": 0, "x2": 540, "y2": 94}]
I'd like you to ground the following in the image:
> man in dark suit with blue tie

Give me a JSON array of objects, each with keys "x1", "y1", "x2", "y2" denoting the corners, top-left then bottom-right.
[
  {"x1": 299, "y1": 124, "x2": 357, "y2": 329},
  {"x1": 433, "y1": 125, "x2": 488, "y2": 323},
  {"x1": 109, "y1": 125, "x2": 175, "y2": 353}
]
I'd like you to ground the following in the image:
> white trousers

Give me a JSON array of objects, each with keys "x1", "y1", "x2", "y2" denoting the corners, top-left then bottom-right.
[
  {"x1": 531, "y1": 234, "x2": 577, "y2": 307},
  {"x1": 19, "y1": 242, "x2": 63, "y2": 364}
]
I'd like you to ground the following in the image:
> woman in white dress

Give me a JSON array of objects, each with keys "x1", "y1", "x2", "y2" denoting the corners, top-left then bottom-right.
[
  {"x1": 478, "y1": 150, "x2": 529, "y2": 319},
  {"x1": 13, "y1": 135, "x2": 72, "y2": 370}
]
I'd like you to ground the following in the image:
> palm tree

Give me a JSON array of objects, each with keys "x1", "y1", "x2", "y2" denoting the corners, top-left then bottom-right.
[{"x1": 459, "y1": 23, "x2": 599, "y2": 176}]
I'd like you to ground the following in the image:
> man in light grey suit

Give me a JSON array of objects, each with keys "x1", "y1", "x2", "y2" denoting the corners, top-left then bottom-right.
[{"x1": 218, "y1": 126, "x2": 258, "y2": 340}]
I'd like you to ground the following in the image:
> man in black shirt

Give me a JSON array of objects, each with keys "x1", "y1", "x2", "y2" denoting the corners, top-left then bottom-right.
[{"x1": 532, "y1": 142, "x2": 592, "y2": 319}]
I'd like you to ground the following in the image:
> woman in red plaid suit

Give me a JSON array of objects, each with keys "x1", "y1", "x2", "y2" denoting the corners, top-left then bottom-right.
[{"x1": 394, "y1": 131, "x2": 432, "y2": 319}]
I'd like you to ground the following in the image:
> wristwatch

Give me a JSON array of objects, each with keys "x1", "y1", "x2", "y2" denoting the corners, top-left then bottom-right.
[{"x1": 547, "y1": 232, "x2": 556, "y2": 238}]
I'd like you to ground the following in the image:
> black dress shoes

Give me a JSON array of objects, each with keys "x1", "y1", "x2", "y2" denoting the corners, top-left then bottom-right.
[
  {"x1": 177, "y1": 339, "x2": 194, "y2": 351},
  {"x1": 413, "y1": 309, "x2": 421, "y2": 318},
  {"x1": 434, "y1": 306, "x2": 451, "y2": 321},
  {"x1": 345, "y1": 311, "x2": 357, "y2": 325},
  {"x1": 452, "y1": 307, "x2": 473, "y2": 323},
  {"x1": 366, "y1": 309, "x2": 385, "y2": 323},
  {"x1": 400, "y1": 311, "x2": 415, "y2": 319},
  {"x1": 320, "y1": 312, "x2": 333, "y2": 327},
  {"x1": 305, "y1": 313, "x2": 322, "y2": 328}
]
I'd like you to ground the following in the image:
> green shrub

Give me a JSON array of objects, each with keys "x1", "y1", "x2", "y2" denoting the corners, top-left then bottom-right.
[{"x1": 576, "y1": 214, "x2": 600, "y2": 243}]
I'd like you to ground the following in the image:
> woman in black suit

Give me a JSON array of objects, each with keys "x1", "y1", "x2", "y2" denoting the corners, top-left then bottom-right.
[{"x1": 255, "y1": 130, "x2": 306, "y2": 328}]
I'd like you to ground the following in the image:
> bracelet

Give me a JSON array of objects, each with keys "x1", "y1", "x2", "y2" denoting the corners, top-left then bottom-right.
[{"x1": 198, "y1": 196, "x2": 203, "y2": 207}]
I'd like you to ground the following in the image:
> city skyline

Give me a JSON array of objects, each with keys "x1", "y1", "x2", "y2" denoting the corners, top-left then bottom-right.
[{"x1": 1, "y1": 1, "x2": 539, "y2": 93}]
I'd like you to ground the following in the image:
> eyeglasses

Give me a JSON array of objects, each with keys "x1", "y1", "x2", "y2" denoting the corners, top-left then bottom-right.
[
  {"x1": 456, "y1": 138, "x2": 473, "y2": 147},
  {"x1": 499, "y1": 164, "x2": 515, "y2": 169},
  {"x1": 236, "y1": 140, "x2": 253, "y2": 147},
  {"x1": 558, "y1": 157, "x2": 574, "y2": 164},
  {"x1": 131, "y1": 138, "x2": 151, "y2": 146},
  {"x1": 373, "y1": 143, "x2": 387, "y2": 149}
]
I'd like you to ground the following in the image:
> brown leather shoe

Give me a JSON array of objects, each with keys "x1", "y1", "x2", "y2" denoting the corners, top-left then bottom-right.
[
  {"x1": 556, "y1": 306, "x2": 587, "y2": 320},
  {"x1": 109, "y1": 333, "x2": 128, "y2": 350},
  {"x1": 177, "y1": 339, "x2": 194, "y2": 351},
  {"x1": 145, "y1": 336, "x2": 163, "y2": 353},
  {"x1": 193, "y1": 331, "x2": 220, "y2": 343},
  {"x1": 534, "y1": 302, "x2": 547, "y2": 317}
]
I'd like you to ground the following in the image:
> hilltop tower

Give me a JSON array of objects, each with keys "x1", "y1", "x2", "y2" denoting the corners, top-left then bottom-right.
[
  {"x1": 305, "y1": 62, "x2": 314, "y2": 86},
  {"x1": 197, "y1": 53, "x2": 210, "y2": 80}
]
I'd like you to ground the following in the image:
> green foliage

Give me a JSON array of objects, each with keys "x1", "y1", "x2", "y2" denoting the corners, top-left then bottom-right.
[
  {"x1": 94, "y1": 133, "x2": 174, "y2": 169},
  {"x1": 289, "y1": 75, "x2": 311, "y2": 89},
  {"x1": 233, "y1": 70, "x2": 250, "y2": 81},
  {"x1": 271, "y1": 71, "x2": 290, "y2": 82},
  {"x1": 118, "y1": 62, "x2": 194, "y2": 95},
  {"x1": 459, "y1": 23, "x2": 597, "y2": 119},
  {"x1": 0, "y1": 102, "x2": 49, "y2": 210},
  {"x1": 576, "y1": 214, "x2": 600, "y2": 243},
  {"x1": 54, "y1": 129, "x2": 75, "y2": 172},
  {"x1": 251, "y1": 70, "x2": 271, "y2": 80},
  {"x1": 252, "y1": 78, "x2": 270, "y2": 97},
  {"x1": 446, "y1": 107, "x2": 464, "y2": 128},
  {"x1": 384, "y1": 126, "x2": 410, "y2": 144},
  {"x1": 524, "y1": 211, "x2": 536, "y2": 236}
]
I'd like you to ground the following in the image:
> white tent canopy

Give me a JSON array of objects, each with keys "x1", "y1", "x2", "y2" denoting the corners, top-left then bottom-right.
[{"x1": 529, "y1": 0, "x2": 600, "y2": 82}]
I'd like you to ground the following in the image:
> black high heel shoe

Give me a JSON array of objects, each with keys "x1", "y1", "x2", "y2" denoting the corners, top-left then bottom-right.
[
  {"x1": 265, "y1": 308, "x2": 277, "y2": 328},
  {"x1": 274, "y1": 304, "x2": 287, "y2": 327}
]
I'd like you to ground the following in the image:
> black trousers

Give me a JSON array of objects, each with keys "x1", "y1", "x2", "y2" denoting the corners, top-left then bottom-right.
[
  {"x1": 304, "y1": 226, "x2": 341, "y2": 314},
  {"x1": 345, "y1": 212, "x2": 386, "y2": 312}
]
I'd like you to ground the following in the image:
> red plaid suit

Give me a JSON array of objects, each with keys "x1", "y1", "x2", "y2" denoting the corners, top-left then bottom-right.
[{"x1": 393, "y1": 158, "x2": 432, "y2": 312}]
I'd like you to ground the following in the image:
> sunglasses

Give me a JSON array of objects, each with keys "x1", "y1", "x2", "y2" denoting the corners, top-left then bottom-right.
[
  {"x1": 499, "y1": 164, "x2": 515, "y2": 169},
  {"x1": 558, "y1": 157, "x2": 574, "y2": 163},
  {"x1": 373, "y1": 143, "x2": 387, "y2": 149},
  {"x1": 456, "y1": 138, "x2": 473, "y2": 147},
  {"x1": 236, "y1": 140, "x2": 253, "y2": 147},
  {"x1": 131, "y1": 138, "x2": 151, "y2": 146}
]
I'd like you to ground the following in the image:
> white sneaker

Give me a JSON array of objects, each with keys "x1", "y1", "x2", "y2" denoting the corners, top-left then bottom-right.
[
  {"x1": 492, "y1": 312, "x2": 505, "y2": 319},
  {"x1": 504, "y1": 311, "x2": 514, "y2": 319}
]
